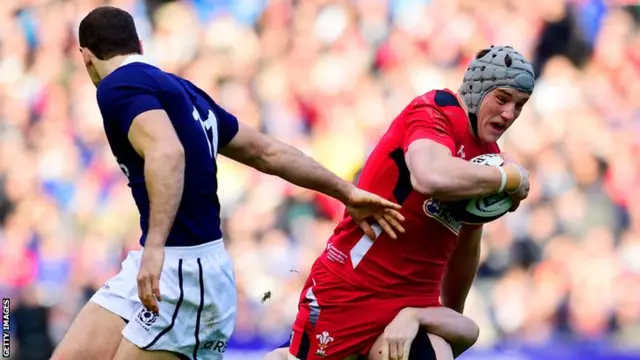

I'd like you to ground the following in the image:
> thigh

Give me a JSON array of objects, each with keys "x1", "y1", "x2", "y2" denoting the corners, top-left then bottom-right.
[
  {"x1": 51, "y1": 301, "x2": 126, "y2": 360},
  {"x1": 53, "y1": 251, "x2": 141, "y2": 360},
  {"x1": 195, "y1": 252, "x2": 237, "y2": 356},
  {"x1": 113, "y1": 337, "x2": 182, "y2": 360},
  {"x1": 123, "y1": 254, "x2": 237, "y2": 360}
]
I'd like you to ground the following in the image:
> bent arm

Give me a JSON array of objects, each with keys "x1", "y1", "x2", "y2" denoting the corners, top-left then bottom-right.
[
  {"x1": 405, "y1": 140, "x2": 522, "y2": 201},
  {"x1": 405, "y1": 307, "x2": 479, "y2": 358},
  {"x1": 219, "y1": 122, "x2": 353, "y2": 204},
  {"x1": 129, "y1": 110, "x2": 185, "y2": 247},
  {"x1": 440, "y1": 225, "x2": 482, "y2": 313}
]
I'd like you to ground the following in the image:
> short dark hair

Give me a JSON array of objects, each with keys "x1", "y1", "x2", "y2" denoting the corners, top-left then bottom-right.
[{"x1": 78, "y1": 6, "x2": 141, "y2": 61}]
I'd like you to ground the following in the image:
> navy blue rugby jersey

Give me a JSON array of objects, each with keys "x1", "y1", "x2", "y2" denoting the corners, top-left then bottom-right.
[{"x1": 96, "y1": 57, "x2": 238, "y2": 247}]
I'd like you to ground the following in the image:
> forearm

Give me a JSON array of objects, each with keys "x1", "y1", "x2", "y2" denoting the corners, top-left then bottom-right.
[
  {"x1": 257, "y1": 140, "x2": 353, "y2": 204},
  {"x1": 144, "y1": 148, "x2": 185, "y2": 247},
  {"x1": 412, "y1": 158, "x2": 521, "y2": 201},
  {"x1": 407, "y1": 307, "x2": 479, "y2": 357}
]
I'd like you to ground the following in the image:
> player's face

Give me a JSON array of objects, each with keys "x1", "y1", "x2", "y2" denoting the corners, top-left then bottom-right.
[
  {"x1": 476, "y1": 88, "x2": 529, "y2": 143},
  {"x1": 79, "y1": 48, "x2": 102, "y2": 87}
]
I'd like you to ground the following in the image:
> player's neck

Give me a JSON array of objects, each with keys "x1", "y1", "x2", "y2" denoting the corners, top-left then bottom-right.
[
  {"x1": 95, "y1": 54, "x2": 137, "y2": 81},
  {"x1": 455, "y1": 91, "x2": 482, "y2": 142}
]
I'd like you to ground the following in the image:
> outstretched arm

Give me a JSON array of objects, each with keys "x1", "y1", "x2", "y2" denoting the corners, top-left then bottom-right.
[
  {"x1": 219, "y1": 122, "x2": 404, "y2": 240},
  {"x1": 220, "y1": 122, "x2": 354, "y2": 203}
]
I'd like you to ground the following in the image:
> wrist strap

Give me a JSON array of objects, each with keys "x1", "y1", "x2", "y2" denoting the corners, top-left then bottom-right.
[
  {"x1": 505, "y1": 164, "x2": 523, "y2": 194},
  {"x1": 498, "y1": 167, "x2": 507, "y2": 193}
]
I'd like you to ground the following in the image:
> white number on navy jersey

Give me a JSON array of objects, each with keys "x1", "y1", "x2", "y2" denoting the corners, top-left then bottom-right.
[
  {"x1": 192, "y1": 106, "x2": 219, "y2": 158},
  {"x1": 350, "y1": 224, "x2": 383, "y2": 268}
]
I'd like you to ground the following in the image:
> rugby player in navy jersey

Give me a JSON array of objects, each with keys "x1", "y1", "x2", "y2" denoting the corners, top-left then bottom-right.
[{"x1": 52, "y1": 6, "x2": 405, "y2": 360}]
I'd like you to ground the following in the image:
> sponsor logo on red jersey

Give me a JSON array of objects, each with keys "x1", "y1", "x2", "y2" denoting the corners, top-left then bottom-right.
[{"x1": 423, "y1": 199, "x2": 462, "y2": 235}]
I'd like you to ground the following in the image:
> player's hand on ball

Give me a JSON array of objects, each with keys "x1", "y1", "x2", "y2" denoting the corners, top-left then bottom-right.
[
  {"x1": 380, "y1": 308, "x2": 420, "y2": 360},
  {"x1": 345, "y1": 187, "x2": 405, "y2": 240},
  {"x1": 501, "y1": 152, "x2": 530, "y2": 212},
  {"x1": 137, "y1": 245, "x2": 165, "y2": 314}
]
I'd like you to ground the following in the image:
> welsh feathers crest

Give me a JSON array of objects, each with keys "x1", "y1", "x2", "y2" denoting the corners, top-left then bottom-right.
[{"x1": 315, "y1": 331, "x2": 334, "y2": 356}]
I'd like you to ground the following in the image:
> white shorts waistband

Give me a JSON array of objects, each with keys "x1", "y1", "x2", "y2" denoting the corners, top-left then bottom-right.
[{"x1": 161, "y1": 239, "x2": 225, "y2": 258}]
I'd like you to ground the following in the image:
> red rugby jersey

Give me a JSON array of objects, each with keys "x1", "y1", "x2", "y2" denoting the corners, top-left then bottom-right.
[{"x1": 318, "y1": 89, "x2": 500, "y2": 305}]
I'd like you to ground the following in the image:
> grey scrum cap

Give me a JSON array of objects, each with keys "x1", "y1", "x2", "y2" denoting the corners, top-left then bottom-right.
[{"x1": 459, "y1": 45, "x2": 535, "y2": 118}]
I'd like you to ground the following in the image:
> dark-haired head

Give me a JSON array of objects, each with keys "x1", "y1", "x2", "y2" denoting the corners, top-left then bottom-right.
[{"x1": 78, "y1": 6, "x2": 142, "y2": 85}]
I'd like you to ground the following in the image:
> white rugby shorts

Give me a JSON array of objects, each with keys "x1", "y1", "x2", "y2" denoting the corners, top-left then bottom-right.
[{"x1": 90, "y1": 240, "x2": 237, "y2": 360}]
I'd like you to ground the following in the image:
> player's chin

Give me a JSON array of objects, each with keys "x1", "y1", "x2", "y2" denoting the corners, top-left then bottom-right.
[
  {"x1": 480, "y1": 126, "x2": 506, "y2": 143},
  {"x1": 478, "y1": 132, "x2": 501, "y2": 143}
]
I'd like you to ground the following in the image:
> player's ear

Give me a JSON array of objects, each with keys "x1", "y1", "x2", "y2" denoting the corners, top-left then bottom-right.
[
  {"x1": 139, "y1": 41, "x2": 144, "y2": 55},
  {"x1": 79, "y1": 48, "x2": 92, "y2": 65}
]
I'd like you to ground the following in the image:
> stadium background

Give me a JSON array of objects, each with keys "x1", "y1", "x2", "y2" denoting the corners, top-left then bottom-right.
[{"x1": 1, "y1": 0, "x2": 640, "y2": 359}]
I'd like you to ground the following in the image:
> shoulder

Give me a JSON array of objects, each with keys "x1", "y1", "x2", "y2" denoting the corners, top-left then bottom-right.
[
  {"x1": 431, "y1": 89, "x2": 463, "y2": 109},
  {"x1": 177, "y1": 77, "x2": 229, "y2": 115},
  {"x1": 411, "y1": 89, "x2": 461, "y2": 108},
  {"x1": 404, "y1": 89, "x2": 462, "y2": 117},
  {"x1": 396, "y1": 89, "x2": 463, "y2": 130},
  {"x1": 175, "y1": 76, "x2": 211, "y2": 102},
  {"x1": 426, "y1": 89, "x2": 470, "y2": 131}
]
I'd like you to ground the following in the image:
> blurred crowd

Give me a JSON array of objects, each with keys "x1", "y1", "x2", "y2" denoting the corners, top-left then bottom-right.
[{"x1": 1, "y1": 0, "x2": 640, "y2": 358}]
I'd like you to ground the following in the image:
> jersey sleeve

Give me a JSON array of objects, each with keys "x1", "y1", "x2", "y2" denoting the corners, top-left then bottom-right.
[
  {"x1": 402, "y1": 102, "x2": 457, "y2": 155},
  {"x1": 212, "y1": 101, "x2": 239, "y2": 148},
  {"x1": 96, "y1": 74, "x2": 164, "y2": 135}
]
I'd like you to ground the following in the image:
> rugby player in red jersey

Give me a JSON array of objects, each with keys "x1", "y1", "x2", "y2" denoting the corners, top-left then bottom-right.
[{"x1": 266, "y1": 45, "x2": 535, "y2": 360}]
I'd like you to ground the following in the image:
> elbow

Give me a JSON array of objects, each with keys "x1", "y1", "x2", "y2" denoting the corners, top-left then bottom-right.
[
  {"x1": 154, "y1": 143, "x2": 185, "y2": 167},
  {"x1": 459, "y1": 319, "x2": 480, "y2": 348},
  {"x1": 449, "y1": 318, "x2": 480, "y2": 352},
  {"x1": 167, "y1": 144, "x2": 185, "y2": 161},
  {"x1": 254, "y1": 140, "x2": 291, "y2": 175},
  {"x1": 254, "y1": 143, "x2": 277, "y2": 174}
]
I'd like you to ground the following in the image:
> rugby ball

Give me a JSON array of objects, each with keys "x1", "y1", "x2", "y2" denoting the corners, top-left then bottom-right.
[{"x1": 445, "y1": 154, "x2": 513, "y2": 224}]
